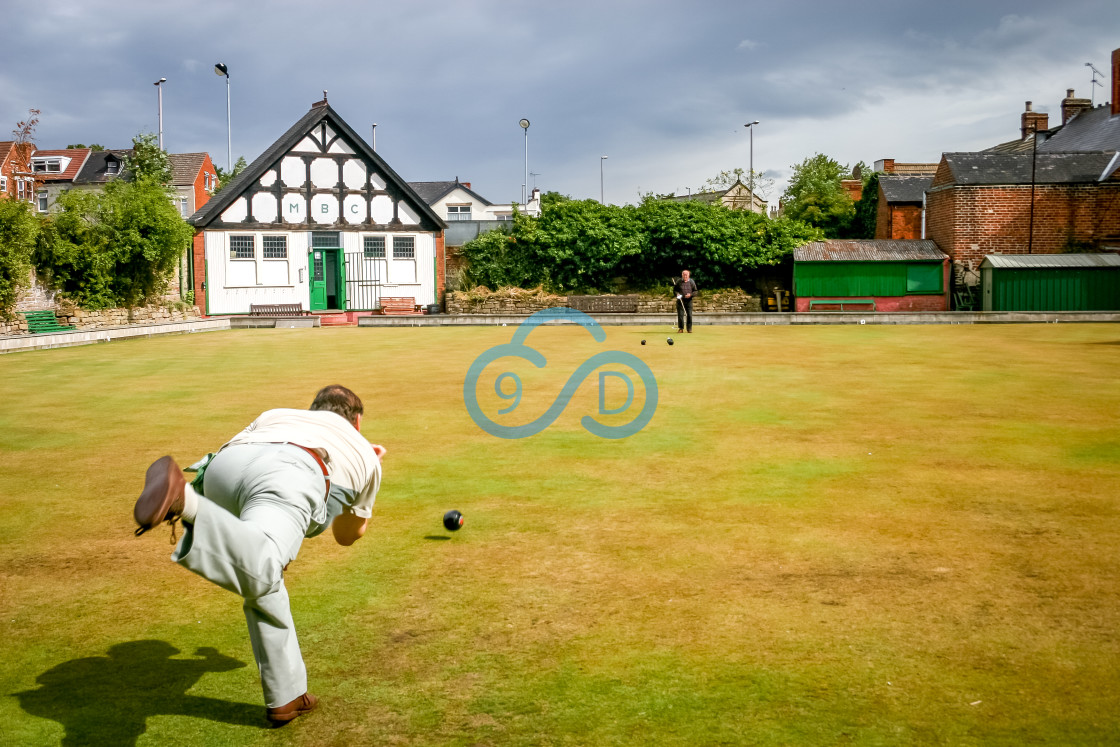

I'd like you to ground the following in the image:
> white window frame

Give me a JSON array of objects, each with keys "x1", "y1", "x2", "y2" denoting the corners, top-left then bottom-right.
[
  {"x1": 37, "y1": 190, "x2": 48, "y2": 213},
  {"x1": 179, "y1": 197, "x2": 189, "y2": 217},
  {"x1": 229, "y1": 234, "x2": 255, "y2": 260},
  {"x1": 106, "y1": 159, "x2": 120, "y2": 175},
  {"x1": 262, "y1": 235, "x2": 288, "y2": 259},
  {"x1": 0, "y1": 176, "x2": 7, "y2": 193},
  {"x1": 446, "y1": 204, "x2": 472, "y2": 221},
  {"x1": 31, "y1": 158, "x2": 63, "y2": 174},
  {"x1": 392, "y1": 235, "x2": 415, "y2": 259},
  {"x1": 363, "y1": 235, "x2": 386, "y2": 259}
]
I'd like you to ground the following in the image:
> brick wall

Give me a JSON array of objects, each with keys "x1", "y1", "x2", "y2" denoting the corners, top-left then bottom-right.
[
  {"x1": 891, "y1": 204, "x2": 924, "y2": 240},
  {"x1": 927, "y1": 181, "x2": 1120, "y2": 282}
]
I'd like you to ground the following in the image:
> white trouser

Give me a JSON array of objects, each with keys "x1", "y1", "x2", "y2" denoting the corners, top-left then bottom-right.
[{"x1": 171, "y1": 443, "x2": 328, "y2": 708}]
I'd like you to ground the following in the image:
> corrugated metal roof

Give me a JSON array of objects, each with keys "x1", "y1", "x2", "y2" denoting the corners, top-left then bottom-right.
[
  {"x1": 981, "y1": 253, "x2": 1120, "y2": 269},
  {"x1": 794, "y1": 239, "x2": 947, "y2": 262}
]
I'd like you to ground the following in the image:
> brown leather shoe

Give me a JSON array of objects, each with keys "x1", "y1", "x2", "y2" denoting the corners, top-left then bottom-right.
[
  {"x1": 133, "y1": 456, "x2": 186, "y2": 535},
  {"x1": 267, "y1": 693, "x2": 319, "y2": 726}
]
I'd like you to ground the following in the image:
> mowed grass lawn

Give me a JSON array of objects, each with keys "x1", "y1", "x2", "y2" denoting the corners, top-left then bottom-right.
[{"x1": 1, "y1": 323, "x2": 1119, "y2": 746}]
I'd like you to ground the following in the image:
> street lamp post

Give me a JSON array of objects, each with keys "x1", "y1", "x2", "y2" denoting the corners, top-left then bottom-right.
[
  {"x1": 600, "y1": 155, "x2": 608, "y2": 204},
  {"x1": 154, "y1": 78, "x2": 167, "y2": 150},
  {"x1": 214, "y1": 63, "x2": 231, "y2": 171},
  {"x1": 744, "y1": 120, "x2": 759, "y2": 212},
  {"x1": 519, "y1": 119, "x2": 530, "y2": 204}
]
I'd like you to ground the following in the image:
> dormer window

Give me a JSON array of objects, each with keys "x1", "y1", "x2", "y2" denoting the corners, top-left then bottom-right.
[
  {"x1": 106, "y1": 158, "x2": 120, "y2": 175},
  {"x1": 31, "y1": 157, "x2": 65, "y2": 173}
]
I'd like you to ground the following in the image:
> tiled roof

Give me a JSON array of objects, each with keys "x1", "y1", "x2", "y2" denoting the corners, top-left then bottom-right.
[
  {"x1": 879, "y1": 175, "x2": 932, "y2": 203},
  {"x1": 795, "y1": 239, "x2": 946, "y2": 262},
  {"x1": 74, "y1": 150, "x2": 130, "y2": 184},
  {"x1": 169, "y1": 153, "x2": 209, "y2": 186},
  {"x1": 1038, "y1": 106, "x2": 1120, "y2": 152},
  {"x1": 663, "y1": 191, "x2": 722, "y2": 204},
  {"x1": 192, "y1": 103, "x2": 445, "y2": 230},
  {"x1": 0, "y1": 141, "x2": 13, "y2": 168},
  {"x1": 407, "y1": 180, "x2": 492, "y2": 206},
  {"x1": 934, "y1": 151, "x2": 1120, "y2": 186},
  {"x1": 982, "y1": 137, "x2": 1036, "y2": 154},
  {"x1": 30, "y1": 148, "x2": 90, "y2": 182}
]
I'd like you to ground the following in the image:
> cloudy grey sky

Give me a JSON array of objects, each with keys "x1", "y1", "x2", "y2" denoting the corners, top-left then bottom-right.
[{"x1": 5, "y1": 1, "x2": 1117, "y2": 206}]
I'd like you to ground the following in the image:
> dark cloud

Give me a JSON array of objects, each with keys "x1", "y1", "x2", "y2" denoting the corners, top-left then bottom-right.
[{"x1": 3, "y1": 1, "x2": 1116, "y2": 203}]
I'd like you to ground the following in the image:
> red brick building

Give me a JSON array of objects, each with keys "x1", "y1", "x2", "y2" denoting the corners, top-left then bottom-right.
[
  {"x1": 925, "y1": 151, "x2": 1120, "y2": 284},
  {"x1": 875, "y1": 175, "x2": 931, "y2": 240}
]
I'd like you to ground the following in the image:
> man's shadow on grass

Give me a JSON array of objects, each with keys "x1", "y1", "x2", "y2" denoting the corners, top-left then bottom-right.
[{"x1": 14, "y1": 640, "x2": 265, "y2": 745}]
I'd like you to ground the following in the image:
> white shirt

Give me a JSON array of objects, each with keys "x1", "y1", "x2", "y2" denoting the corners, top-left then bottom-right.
[{"x1": 224, "y1": 408, "x2": 382, "y2": 518}]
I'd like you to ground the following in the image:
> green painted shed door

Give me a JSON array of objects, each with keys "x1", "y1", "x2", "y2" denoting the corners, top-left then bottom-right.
[{"x1": 309, "y1": 250, "x2": 326, "y2": 311}]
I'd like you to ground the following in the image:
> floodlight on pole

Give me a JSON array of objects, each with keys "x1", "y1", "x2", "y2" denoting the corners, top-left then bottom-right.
[
  {"x1": 214, "y1": 63, "x2": 231, "y2": 171},
  {"x1": 155, "y1": 78, "x2": 167, "y2": 150},
  {"x1": 519, "y1": 118, "x2": 530, "y2": 204},
  {"x1": 744, "y1": 121, "x2": 760, "y2": 212},
  {"x1": 600, "y1": 155, "x2": 608, "y2": 204}
]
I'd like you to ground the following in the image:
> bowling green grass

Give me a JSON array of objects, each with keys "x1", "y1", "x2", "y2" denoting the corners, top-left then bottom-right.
[{"x1": 1, "y1": 323, "x2": 1119, "y2": 746}]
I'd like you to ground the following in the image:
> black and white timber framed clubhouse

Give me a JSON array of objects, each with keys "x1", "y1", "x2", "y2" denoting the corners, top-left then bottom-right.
[{"x1": 189, "y1": 97, "x2": 447, "y2": 315}]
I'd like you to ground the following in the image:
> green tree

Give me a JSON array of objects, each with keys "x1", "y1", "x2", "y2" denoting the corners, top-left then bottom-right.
[
  {"x1": 213, "y1": 156, "x2": 248, "y2": 194},
  {"x1": 781, "y1": 154, "x2": 855, "y2": 237},
  {"x1": 0, "y1": 199, "x2": 40, "y2": 316},
  {"x1": 123, "y1": 133, "x2": 172, "y2": 184},
  {"x1": 850, "y1": 172, "x2": 880, "y2": 239},
  {"x1": 35, "y1": 174, "x2": 194, "y2": 308},
  {"x1": 459, "y1": 192, "x2": 821, "y2": 294},
  {"x1": 66, "y1": 144, "x2": 105, "y2": 151}
]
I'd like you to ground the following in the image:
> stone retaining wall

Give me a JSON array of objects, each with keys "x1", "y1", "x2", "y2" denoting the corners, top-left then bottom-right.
[
  {"x1": 1, "y1": 303, "x2": 201, "y2": 335},
  {"x1": 446, "y1": 288, "x2": 760, "y2": 315}
]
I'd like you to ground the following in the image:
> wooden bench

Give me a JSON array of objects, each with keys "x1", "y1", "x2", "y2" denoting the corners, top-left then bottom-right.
[
  {"x1": 567, "y1": 295, "x2": 640, "y2": 313},
  {"x1": 807, "y1": 298, "x2": 876, "y2": 311},
  {"x1": 249, "y1": 303, "x2": 306, "y2": 317},
  {"x1": 22, "y1": 310, "x2": 76, "y2": 334},
  {"x1": 378, "y1": 297, "x2": 422, "y2": 315}
]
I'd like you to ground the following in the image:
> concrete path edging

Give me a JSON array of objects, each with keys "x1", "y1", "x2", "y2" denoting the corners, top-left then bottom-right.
[{"x1": 0, "y1": 318, "x2": 231, "y2": 354}]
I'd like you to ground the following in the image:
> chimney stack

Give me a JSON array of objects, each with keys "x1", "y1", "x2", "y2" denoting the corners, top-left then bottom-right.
[
  {"x1": 1061, "y1": 89, "x2": 1092, "y2": 124},
  {"x1": 1112, "y1": 47, "x2": 1119, "y2": 117},
  {"x1": 1021, "y1": 101, "x2": 1048, "y2": 139}
]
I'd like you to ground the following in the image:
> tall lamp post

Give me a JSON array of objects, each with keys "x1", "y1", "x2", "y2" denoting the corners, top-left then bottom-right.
[
  {"x1": 600, "y1": 155, "x2": 608, "y2": 204},
  {"x1": 519, "y1": 118, "x2": 530, "y2": 204},
  {"x1": 744, "y1": 120, "x2": 759, "y2": 212},
  {"x1": 214, "y1": 63, "x2": 231, "y2": 171},
  {"x1": 154, "y1": 78, "x2": 167, "y2": 150}
]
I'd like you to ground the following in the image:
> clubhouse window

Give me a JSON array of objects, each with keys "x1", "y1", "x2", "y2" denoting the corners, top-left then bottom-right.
[
  {"x1": 364, "y1": 236, "x2": 386, "y2": 258},
  {"x1": 393, "y1": 236, "x2": 415, "y2": 259},
  {"x1": 230, "y1": 235, "x2": 255, "y2": 260},
  {"x1": 263, "y1": 235, "x2": 288, "y2": 259}
]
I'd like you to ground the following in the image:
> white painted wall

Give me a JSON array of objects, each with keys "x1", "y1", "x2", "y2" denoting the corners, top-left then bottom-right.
[{"x1": 204, "y1": 229, "x2": 437, "y2": 313}]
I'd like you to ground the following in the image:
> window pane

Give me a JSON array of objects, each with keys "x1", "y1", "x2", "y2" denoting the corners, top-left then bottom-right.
[
  {"x1": 230, "y1": 235, "x2": 255, "y2": 259},
  {"x1": 263, "y1": 236, "x2": 288, "y2": 259},
  {"x1": 906, "y1": 263, "x2": 942, "y2": 293},
  {"x1": 311, "y1": 232, "x2": 340, "y2": 248},
  {"x1": 393, "y1": 236, "x2": 415, "y2": 259},
  {"x1": 364, "y1": 236, "x2": 386, "y2": 258}
]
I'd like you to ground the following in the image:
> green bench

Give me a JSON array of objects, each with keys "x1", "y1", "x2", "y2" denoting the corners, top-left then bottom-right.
[
  {"x1": 807, "y1": 298, "x2": 876, "y2": 311},
  {"x1": 22, "y1": 310, "x2": 76, "y2": 334}
]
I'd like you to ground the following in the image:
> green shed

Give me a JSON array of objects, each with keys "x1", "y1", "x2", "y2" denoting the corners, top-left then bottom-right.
[{"x1": 979, "y1": 253, "x2": 1120, "y2": 311}]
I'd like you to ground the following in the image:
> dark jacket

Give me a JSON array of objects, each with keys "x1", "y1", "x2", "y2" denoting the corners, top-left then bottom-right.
[{"x1": 673, "y1": 278, "x2": 698, "y2": 298}]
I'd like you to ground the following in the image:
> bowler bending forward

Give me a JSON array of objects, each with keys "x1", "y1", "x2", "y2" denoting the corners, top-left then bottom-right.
[{"x1": 133, "y1": 385, "x2": 385, "y2": 726}]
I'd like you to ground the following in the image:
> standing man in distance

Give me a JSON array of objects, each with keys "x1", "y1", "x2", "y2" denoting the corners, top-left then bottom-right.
[
  {"x1": 673, "y1": 269, "x2": 699, "y2": 333},
  {"x1": 133, "y1": 385, "x2": 385, "y2": 727}
]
